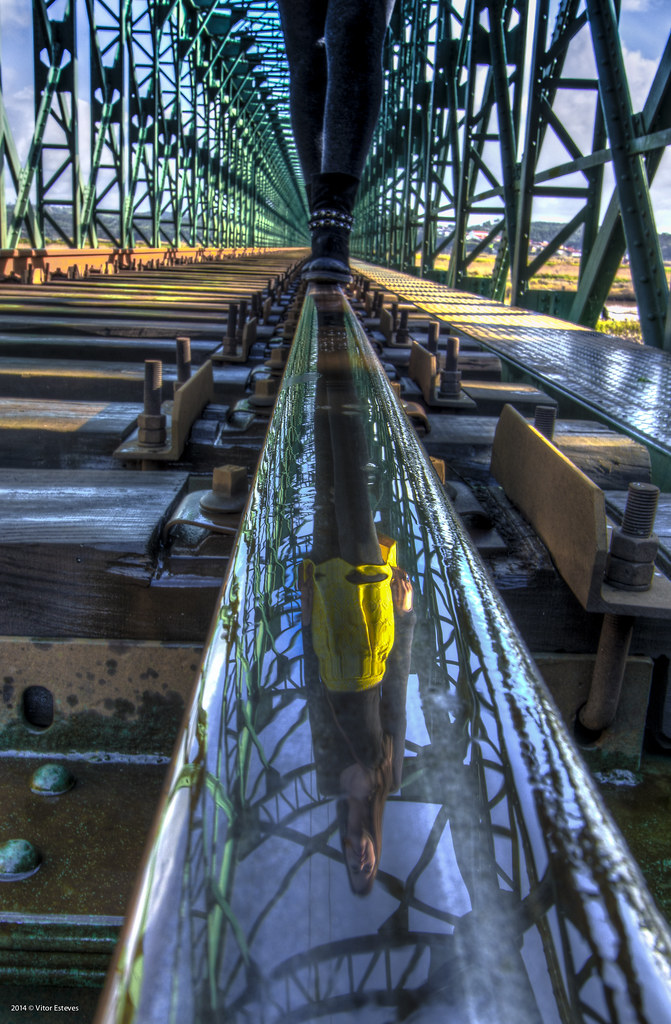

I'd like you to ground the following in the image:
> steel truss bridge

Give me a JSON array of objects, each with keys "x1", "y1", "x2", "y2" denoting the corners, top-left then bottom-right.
[{"x1": 1, "y1": 1, "x2": 671, "y2": 346}]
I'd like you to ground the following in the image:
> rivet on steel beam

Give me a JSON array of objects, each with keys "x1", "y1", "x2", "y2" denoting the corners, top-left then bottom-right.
[
  {"x1": 534, "y1": 405, "x2": 556, "y2": 440},
  {"x1": 30, "y1": 763, "x2": 75, "y2": 796},
  {"x1": 0, "y1": 839, "x2": 41, "y2": 881},
  {"x1": 200, "y1": 464, "x2": 249, "y2": 514}
]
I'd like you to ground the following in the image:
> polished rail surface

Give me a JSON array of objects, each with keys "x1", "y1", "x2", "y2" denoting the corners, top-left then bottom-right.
[{"x1": 96, "y1": 284, "x2": 671, "y2": 1024}]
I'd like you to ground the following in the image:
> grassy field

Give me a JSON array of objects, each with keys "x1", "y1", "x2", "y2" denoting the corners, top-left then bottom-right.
[
  {"x1": 433, "y1": 252, "x2": 638, "y2": 302},
  {"x1": 431, "y1": 253, "x2": 652, "y2": 340}
]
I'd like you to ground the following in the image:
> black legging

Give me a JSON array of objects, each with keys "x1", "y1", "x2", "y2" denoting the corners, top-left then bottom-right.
[{"x1": 276, "y1": 0, "x2": 396, "y2": 181}]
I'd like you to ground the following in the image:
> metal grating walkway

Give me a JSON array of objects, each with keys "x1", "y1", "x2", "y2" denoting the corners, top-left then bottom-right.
[{"x1": 353, "y1": 261, "x2": 671, "y2": 462}]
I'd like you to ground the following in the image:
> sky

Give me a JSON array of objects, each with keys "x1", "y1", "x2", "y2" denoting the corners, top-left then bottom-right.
[{"x1": 0, "y1": 0, "x2": 670, "y2": 231}]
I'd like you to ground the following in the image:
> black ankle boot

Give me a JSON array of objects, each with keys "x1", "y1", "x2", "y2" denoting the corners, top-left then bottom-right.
[{"x1": 304, "y1": 172, "x2": 359, "y2": 283}]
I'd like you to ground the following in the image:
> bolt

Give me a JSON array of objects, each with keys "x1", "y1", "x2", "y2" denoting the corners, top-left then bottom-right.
[
  {"x1": 577, "y1": 613, "x2": 635, "y2": 737},
  {"x1": 200, "y1": 464, "x2": 249, "y2": 514},
  {"x1": 579, "y1": 480, "x2": 661, "y2": 738},
  {"x1": 176, "y1": 336, "x2": 192, "y2": 384},
  {"x1": 396, "y1": 308, "x2": 409, "y2": 345},
  {"x1": 255, "y1": 377, "x2": 279, "y2": 399},
  {"x1": 439, "y1": 336, "x2": 461, "y2": 397},
  {"x1": 427, "y1": 321, "x2": 440, "y2": 354},
  {"x1": 225, "y1": 303, "x2": 238, "y2": 355},
  {"x1": 267, "y1": 346, "x2": 288, "y2": 368},
  {"x1": 143, "y1": 360, "x2": 163, "y2": 417},
  {"x1": 621, "y1": 481, "x2": 659, "y2": 537},
  {"x1": 605, "y1": 481, "x2": 660, "y2": 591},
  {"x1": 237, "y1": 300, "x2": 248, "y2": 342},
  {"x1": 139, "y1": 360, "x2": 166, "y2": 446},
  {"x1": 534, "y1": 405, "x2": 556, "y2": 440}
]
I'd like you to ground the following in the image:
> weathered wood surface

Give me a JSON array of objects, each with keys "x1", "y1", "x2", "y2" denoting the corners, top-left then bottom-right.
[
  {"x1": 424, "y1": 415, "x2": 651, "y2": 489},
  {"x1": 380, "y1": 347, "x2": 501, "y2": 380},
  {"x1": 0, "y1": 312, "x2": 230, "y2": 339},
  {"x1": 0, "y1": 332, "x2": 218, "y2": 363},
  {"x1": 0, "y1": 356, "x2": 252, "y2": 404},
  {"x1": 0, "y1": 470, "x2": 229, "y2": 640},
  {"x1": 0, "y1": 398, "x2": 141, "y2": 468}
]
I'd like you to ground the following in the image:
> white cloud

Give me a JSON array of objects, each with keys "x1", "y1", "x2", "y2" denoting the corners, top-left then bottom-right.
[
  {"x1": 517, "y1": 20, "x2": 671, "y2": 231},
  {"x1": 0, "y1": 2, "x2": 31, "y2": 30},
  {"x1": 621, "y1": 44, "x2": 658, "y2": 110},
  {"x1": 620, "y1": 0, "x2": 654, "y2": 10}
]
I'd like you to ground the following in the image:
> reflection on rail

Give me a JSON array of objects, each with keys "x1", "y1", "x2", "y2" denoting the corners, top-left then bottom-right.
[{"x1": 96, "y1": 285, "x2": 671, "y2": 1023}]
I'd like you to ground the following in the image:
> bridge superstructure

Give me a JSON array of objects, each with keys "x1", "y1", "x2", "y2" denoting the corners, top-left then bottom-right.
[{"x1": 2, "y1": 2, "x2": 671, "y2": 343}]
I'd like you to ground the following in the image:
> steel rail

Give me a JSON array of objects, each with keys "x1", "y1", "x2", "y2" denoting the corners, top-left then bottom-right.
[{"x1": 95, "y1": 284, "x2": 671, "y2": 1024}]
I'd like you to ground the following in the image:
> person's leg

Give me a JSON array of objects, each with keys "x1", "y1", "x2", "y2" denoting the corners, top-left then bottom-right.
[
  {"x1": 276, "y1": 0, "x2": 329, "y2": 199},
  {"x1": 304, "y1": 0, "x2": 396, "y2": 281},
  {"x1": 322, "y1": 0, "x2": 396, "y2": 179}
]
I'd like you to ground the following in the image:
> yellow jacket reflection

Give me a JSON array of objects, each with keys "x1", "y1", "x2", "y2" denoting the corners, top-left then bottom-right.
[{"x1": 303, "y1": 537, "x2": 397, "y2": 692}]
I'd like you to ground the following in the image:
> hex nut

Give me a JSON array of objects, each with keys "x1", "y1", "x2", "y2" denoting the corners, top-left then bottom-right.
[
  {"x1": 138, "y1": 413, "x2": 166, "y2": 431},
  {"x1": 138, "y1": 428, "x2": 167, "y2": 446},
  {"x1": 609, "y1": 527, "x2": 659, "y2": 563},
  {"x1": 605, "y1": 554, "x2": 655, "y2": 590}
]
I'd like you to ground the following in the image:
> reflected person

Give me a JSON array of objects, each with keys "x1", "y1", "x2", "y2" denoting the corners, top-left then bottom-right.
[{"x1": 299, "y1": 308, "x2": 415, "y2": 893}]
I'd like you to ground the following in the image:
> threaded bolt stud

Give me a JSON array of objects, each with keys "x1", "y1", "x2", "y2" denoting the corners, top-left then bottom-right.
[
  {"x1": 427, "y1": 322, "x2": 439, "y2": 353},
  {"x1": 143, "y1": 360, "x2": 163, "y2": 416},
  {"x1": 622, "y1": 482, "x2": 660, "y2": 537},
  {"x1": 534, "y1": 405, "x2": 556, "y2": 440},
  {"x1": 176, "y1": 337, "x2": 191, "y2": 384}
]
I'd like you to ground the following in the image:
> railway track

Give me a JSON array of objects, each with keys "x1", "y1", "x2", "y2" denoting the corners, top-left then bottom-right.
[{"x1": 1, "y1": 251, "x2": 670, "y2": 1022}]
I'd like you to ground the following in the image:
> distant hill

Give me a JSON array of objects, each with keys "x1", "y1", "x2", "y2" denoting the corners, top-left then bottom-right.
[{"x1": 438, "y1": 220, "x2": 671, "y2": 261}]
